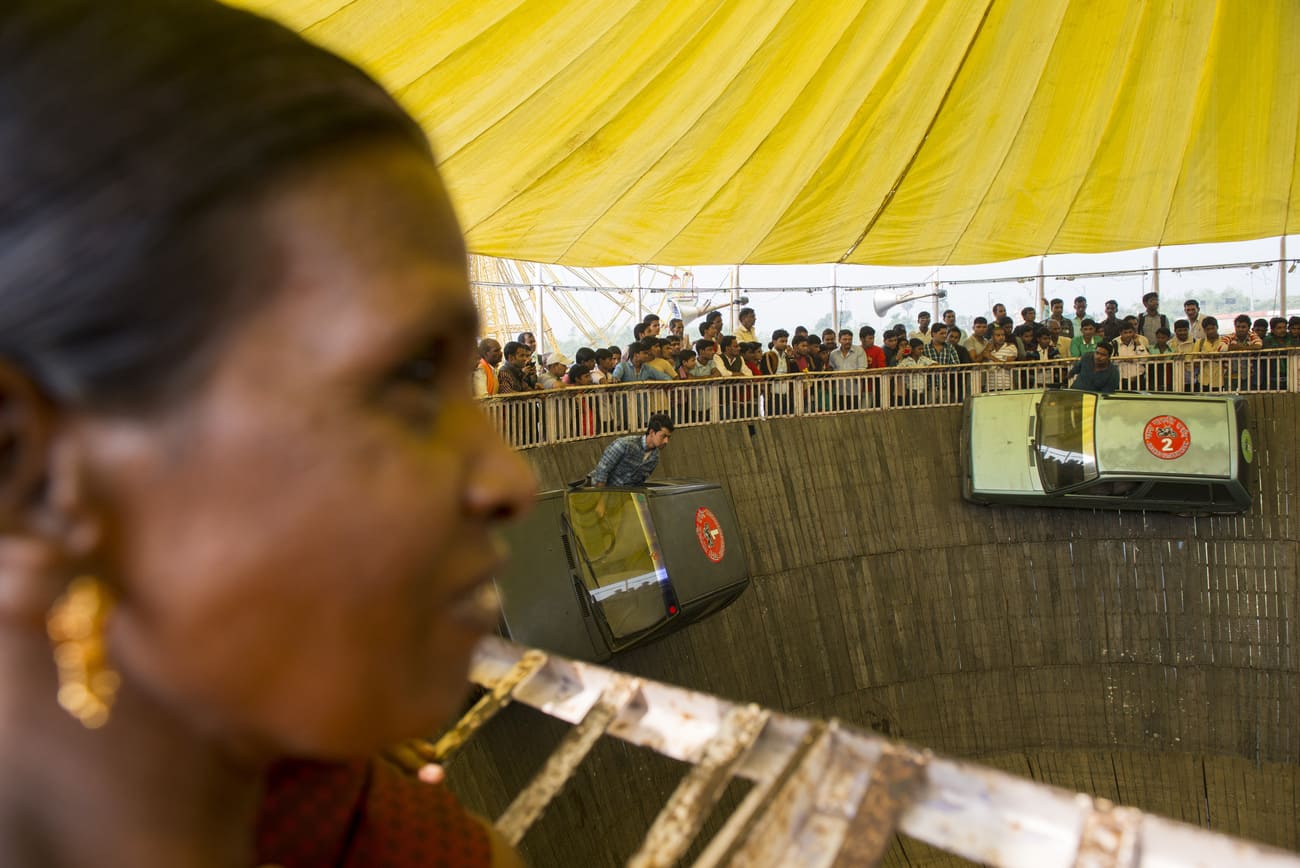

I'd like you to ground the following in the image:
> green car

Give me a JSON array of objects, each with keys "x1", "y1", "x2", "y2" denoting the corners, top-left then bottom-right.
[
  {"x1": 962, "y1": 389, "x2": 1252, "y2": 513},
  {"x1": 493, "y1": 479, "x2": 750, "y2": 662}
]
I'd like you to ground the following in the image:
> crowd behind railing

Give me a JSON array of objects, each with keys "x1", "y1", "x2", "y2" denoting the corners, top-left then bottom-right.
[{"x1": 474, "y1": 292, "x2": 1300, "y2": 448}]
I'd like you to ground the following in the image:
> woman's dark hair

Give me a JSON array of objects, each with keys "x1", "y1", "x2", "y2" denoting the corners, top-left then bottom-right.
[
  {"x1": 0, "y1": 0, "x2": 430, "y2": 411},
  {"x1": 565, "y1": 364, "x2": 587, "y2": 384}
]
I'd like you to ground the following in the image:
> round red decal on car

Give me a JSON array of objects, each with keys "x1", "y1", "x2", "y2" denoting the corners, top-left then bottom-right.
[
  {"x1": 694, "y1": 507, "x2": 725, "y2": 562},
  {"x1": 1143, "y1": 415, "x2": 1191, "y2": 460}
]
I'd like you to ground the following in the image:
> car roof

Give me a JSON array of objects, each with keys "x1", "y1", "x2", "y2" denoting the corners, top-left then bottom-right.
[{"x1": 1093, "y1": 392, "x2": 1237, "y2": 478}]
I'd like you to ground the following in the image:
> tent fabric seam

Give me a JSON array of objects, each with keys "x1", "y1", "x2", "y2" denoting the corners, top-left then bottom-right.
[{"x1": 838, "y1": 0, "x2": 996, "y2": 264}]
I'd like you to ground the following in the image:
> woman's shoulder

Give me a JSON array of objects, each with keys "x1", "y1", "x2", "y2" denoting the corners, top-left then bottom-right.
[{"x1": 258, "y1": 758, "x2": 492, "y2": 868}]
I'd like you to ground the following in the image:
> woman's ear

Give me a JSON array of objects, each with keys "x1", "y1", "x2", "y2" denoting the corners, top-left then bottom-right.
[{"x1": 0, "y1": 363, "x2": 99, "y2": 625}]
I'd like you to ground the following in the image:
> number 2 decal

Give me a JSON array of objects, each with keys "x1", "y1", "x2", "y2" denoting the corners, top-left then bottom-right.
[{"x1": 1144, "y1": 416, "x2": 1191, "y2": 460}]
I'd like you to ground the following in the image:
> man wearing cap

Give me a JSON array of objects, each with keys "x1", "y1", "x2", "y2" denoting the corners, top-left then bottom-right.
[{"x1": 538, "y1": 351, "x2": 572, "y2": 389}]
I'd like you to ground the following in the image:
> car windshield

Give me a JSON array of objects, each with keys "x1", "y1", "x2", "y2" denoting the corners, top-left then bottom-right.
[
  {"x1": 1034, "y1": 390, "x2": 1099, "y2": 491},
  {"x1": 565, "y1": 490, "x2": 674, "y2": 641}
]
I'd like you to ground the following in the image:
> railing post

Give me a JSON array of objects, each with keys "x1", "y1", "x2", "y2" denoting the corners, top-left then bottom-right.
[{"x1": 543, "y1": 394, "x2": 558, "y2": 443}]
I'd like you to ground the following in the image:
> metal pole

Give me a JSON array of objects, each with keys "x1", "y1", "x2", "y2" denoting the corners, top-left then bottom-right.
[
  {"x1": 731, "y1": 265, "x2": 740, "y2": 333},
  {"x1": 1036, "y1": 256, "x2": 1045, "y2": 315},
  {"x1": 1152, "y1": 247, "x2": 1160, "y2": 302},
  {"x1": 831, "y1": 264, "x2": 840, "y2": 330},
  {"x1": 1280, "y1": 235, "x2": 1288, "y2": 315},
  {"x1": 535, "y1": 279, "x2": 545, "y2": 356},
  {"x1": 635, "y1": 265, "x2": 644, "y2": 324}
]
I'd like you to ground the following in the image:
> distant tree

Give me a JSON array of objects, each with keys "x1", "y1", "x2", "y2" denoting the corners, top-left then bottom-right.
[{"x1": 813, "y1": 308, "x2": 856, "y2": 331}]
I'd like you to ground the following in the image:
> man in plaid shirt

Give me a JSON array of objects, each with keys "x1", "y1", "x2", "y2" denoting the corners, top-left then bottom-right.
[
  {"x1": 588, "y1": 414, "x2": 675, "y2": 487},
  {"x1": 922, "y1": 324, "x2": 960, "y2": 365}
]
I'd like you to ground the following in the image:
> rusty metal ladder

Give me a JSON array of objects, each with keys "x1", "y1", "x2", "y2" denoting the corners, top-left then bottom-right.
[{"x1": 392, "y1": 638, "x2": 1300, "y2": 868}]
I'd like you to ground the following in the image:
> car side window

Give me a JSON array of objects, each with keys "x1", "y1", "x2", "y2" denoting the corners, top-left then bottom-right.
[{"x1": 1069, "y1": 479, "x2": 1143, "y2": 497}]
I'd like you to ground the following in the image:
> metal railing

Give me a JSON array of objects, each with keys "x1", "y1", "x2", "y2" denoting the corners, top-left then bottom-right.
[
  {"x1": 481, "y1": 348, "x2": 1300, "y2": 449},
  {"x1": 396, "y1": 638, "x2": 1300, "y2": 868}
]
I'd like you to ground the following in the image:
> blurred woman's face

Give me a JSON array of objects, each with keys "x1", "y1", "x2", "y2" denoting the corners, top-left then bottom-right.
[{"x1": 79, "y1": 145, "x2": 535, "y2": 757}]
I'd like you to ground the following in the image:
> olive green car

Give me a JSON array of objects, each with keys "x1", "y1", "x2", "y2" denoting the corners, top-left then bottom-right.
[
  {"x1": 962, "y1": 389, "x2": 1252, "y2": 513},
  {"x1": 493, "y1": 480, "x2": 750, "y2": 662}
]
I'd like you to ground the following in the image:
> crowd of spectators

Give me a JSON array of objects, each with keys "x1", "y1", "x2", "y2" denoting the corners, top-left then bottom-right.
[{"x1": 473, "y1": 293, "x2": 1300, "y2": 400}]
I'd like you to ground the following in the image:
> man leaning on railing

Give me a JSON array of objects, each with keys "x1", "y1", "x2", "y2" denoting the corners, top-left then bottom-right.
[
  {"x1": 586, "y1": 413, "x2": 674, "y2": 488},
  {"x1": 1069, "y1": 343, "x2": 1120, "y2": 395}
]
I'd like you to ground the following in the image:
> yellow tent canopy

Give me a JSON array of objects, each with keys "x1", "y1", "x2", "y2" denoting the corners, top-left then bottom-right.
[{"x1": 231, "y1": 0, "x2": 1300, "y2": 266}]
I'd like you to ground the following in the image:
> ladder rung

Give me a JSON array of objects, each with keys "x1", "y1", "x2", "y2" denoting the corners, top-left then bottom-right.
[
  {"x1": 829, "y1": 745, "x2": 929, "y2": 868},
  {"x1": 416, "y1": 649, "x2": 549, "y2": 765},
  {"x1": 495, "y1": 676, "x2": 642, "y2": 846},
  {"x1": 690, "y1": 720, "x2": 830, "y2": 868},
  {"x1": 1072, "y1": 799, "x2": 1142, "y2": 868},
  {"x1": 717, "y1": 721, "x2": 840, "y2": 867},
  {"x1": 626, "y1": 704, "x2": 771, "y2": 868}
]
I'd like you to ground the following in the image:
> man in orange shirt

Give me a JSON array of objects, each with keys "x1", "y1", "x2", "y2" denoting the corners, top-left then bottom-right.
[{"x1": 473, "y1": 338, "x2": 502, "y2": 397}]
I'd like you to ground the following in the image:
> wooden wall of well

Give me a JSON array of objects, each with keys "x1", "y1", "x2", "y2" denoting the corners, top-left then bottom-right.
[{"x1": 447, "y1": 393, "x2": 1300, "y2": 866}]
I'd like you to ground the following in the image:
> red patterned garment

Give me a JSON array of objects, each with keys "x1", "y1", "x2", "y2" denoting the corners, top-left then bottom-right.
[{"x1": 255, "y1": 758, "x2": 492, "y2": 868}]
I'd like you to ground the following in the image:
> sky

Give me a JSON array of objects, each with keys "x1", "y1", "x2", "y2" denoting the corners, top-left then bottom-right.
[{"x1": 482, "y1": 235, "x2": 1298, "y2": 353}]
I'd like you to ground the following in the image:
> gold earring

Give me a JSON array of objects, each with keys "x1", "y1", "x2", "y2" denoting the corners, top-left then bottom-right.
[{"x1": 46, "y1": 576, "x2": 119, "y2": 729}]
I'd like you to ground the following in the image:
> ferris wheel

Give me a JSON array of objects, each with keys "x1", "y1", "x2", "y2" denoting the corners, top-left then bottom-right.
[{"x1": 471, "y1": 257, "x2": 684, "y2": 351}]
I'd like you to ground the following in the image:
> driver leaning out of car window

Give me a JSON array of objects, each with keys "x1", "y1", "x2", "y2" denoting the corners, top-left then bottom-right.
[
  {"x1": 1069, "y1": 343, "x2": 1121, "y2": 394},
  {"x1": 589, "y1": 413, "x2": 674, "y2": 487}
]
